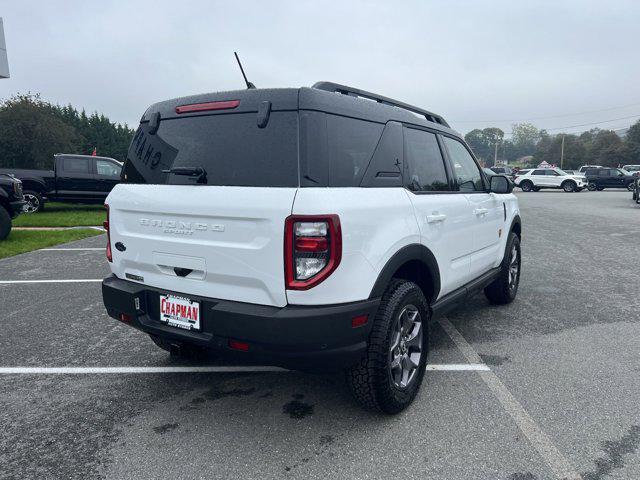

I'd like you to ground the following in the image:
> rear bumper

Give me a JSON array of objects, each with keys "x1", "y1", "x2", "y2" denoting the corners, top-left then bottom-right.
[{"x1": 101, "y1": 275, "x2": 380, "y2": 370}]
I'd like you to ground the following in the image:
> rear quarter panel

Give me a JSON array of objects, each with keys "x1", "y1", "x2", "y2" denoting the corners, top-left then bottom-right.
[{"x1": 288, "y1": 188, "x2": 419, "y2": 305}]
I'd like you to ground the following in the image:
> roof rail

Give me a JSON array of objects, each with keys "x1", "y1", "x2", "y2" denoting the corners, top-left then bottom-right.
[{"x1": 312, "y1": 81, "x2": 449, "y2": 128}]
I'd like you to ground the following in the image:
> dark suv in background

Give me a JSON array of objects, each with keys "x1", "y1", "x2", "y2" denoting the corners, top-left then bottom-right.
[
  {"x1": 490, "y1": 166, "x2": 515, "y2": 180},
  {"x1": 0, "y1": 173, "x2": 25, "y2": 240},
  {"x1": 585, "y1": 167, "x2": 636, "y2": 191}
]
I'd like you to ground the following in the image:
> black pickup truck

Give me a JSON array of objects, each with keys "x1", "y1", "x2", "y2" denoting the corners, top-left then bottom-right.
[
  {"x1": 0, "y1": 154, "x2": 122, "y2": 212},
  {"x1": 0, "y1": 174, "x2": 25, "y2": 240}
]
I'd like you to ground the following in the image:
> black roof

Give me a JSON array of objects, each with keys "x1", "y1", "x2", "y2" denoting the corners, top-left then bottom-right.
[{"x1": 141, "y1": 82, "x2": 459, "y2": 137}]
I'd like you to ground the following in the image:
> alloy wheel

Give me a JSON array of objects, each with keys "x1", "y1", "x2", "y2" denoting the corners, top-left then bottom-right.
[
  {"x1": 389, "y1": 304, "x2": 423, "y2": 389},
  {"x1": 22, "y1": 193, "x2": 40, "y2": 213},
  {"x1": 508, "y1": 243, "x2": 520, "y2": 291}
]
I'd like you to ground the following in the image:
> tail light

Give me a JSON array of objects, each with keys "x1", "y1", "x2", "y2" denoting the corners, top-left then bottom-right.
[
  {"x1": 284, "y1": 215, "x2": 341, "y2": 290},
  {"x1": 104, "y1": 204, "x2": 112, "y2": 262}
]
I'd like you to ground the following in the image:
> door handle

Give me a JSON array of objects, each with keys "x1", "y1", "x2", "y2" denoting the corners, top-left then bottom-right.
[
  {"x1": 426, "y1": 214, "x2": 447, "y2": 223},
  {"x1": 473, "y1": 208, "x2": 489, "y2": 216}
]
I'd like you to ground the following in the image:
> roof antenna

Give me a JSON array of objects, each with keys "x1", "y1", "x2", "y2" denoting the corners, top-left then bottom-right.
[{"x1": 234, "y1": 52, "x2": 256, "y2": 89}]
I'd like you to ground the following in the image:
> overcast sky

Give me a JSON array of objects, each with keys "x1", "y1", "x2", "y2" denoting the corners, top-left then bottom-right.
[{"x1": 1, "y1": 0, "x2": 639, "y2": 136}]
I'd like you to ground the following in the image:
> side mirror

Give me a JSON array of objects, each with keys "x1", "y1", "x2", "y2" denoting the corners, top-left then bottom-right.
[{"x1": 490, "y1": 175, "x2": 513, "y2": 194}]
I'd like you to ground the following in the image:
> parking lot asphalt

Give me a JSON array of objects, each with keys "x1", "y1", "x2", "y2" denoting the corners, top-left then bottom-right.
[{"x1": 1, "y1": 190, "x2": 639, "y2": 480}]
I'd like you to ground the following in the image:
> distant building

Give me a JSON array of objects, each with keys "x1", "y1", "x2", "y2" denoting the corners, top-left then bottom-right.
[{"x1": 0, "y1": 18, "x2": 8, "y2": 78}]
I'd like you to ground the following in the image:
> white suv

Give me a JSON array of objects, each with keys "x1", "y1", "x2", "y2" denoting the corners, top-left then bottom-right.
[
  {"x1": 514, "y1": 167, "x2": 587, "y2": 192},
  {"x1": 102, "y1": 82, "x2": 522, "y2": 413}
]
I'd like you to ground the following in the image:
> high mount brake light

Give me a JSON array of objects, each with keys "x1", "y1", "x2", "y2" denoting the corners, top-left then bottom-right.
[
  {"x1": 284, "y1": 215, "x2": 341, "y2": 290},
  {"x1": 104, "y1": 204, "x2": 112, "y2": 262},
  {"x1": 175, "y1": 100, "x2": 240, "y2": 114}
]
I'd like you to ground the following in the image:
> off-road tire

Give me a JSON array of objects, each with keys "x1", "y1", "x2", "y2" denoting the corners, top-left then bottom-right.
[
  {"x1": 0, "y1": 206, "x2": 11, "y2": 240},
  {"x1": 345, "y1": 279, "x2": 429, "y2": 414},
  {"x1": 484, "y1": 232, "x2": 521, "y2": 305}
]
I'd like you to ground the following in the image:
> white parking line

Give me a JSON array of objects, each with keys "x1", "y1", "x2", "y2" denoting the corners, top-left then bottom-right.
[
  {"x1": 0, "y1": 366, "x2": 289, "y2": 374},
  {"x1": 427, "y1": 363, "x2": 489, "y2": 371},
  {"x1": 40, "y1": 248, "x2": 104, "y2": 251},
  {"x1": 438, "y1": 317, "x2": 583, "y2": 480},
  {"x1": 0, "y1": 279, "x2": 103, "y2": 284},
  {"x1": 0, "y1": 364, "x2": 488, "y2": 374}
]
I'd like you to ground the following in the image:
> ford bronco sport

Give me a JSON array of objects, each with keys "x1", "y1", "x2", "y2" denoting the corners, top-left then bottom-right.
[{"x1": 102, "y1": 82, "x2": 522, "y2": 413}]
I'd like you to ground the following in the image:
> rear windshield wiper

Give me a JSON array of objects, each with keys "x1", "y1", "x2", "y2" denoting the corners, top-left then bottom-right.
[{"x1": 162, "y1": 166, "x2": 208, "y2": 184}]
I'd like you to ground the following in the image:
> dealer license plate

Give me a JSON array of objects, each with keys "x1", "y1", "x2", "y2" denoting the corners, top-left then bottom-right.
[{"x1": 159, "y1": 294, "x2": 201, "y2": 331}]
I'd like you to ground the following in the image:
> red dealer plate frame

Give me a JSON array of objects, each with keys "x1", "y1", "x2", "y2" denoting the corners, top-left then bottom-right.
[{"x1": 159, "y1": 294, "x2": 201, "y2": 331}]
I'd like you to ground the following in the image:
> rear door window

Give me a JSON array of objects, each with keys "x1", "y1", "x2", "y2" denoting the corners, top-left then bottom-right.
[
  {"x1": 123, "y1": 112, "x2": 299, "y2": 187},
  {"x1": 442, "y1": 136, "x2": 484, "y2": 191},
  {"x1": 532, "y1": 169, "x2": 546, "y2": 175},
  {"x1": 403, "y1": 127, "x2": 449, "y2": 191},
  {"x1": 63, "y1": 158, "x2": 90, "y2": 174}
]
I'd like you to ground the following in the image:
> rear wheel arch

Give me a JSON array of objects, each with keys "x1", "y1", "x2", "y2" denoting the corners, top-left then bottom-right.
[
  {"x1": 369, "y1": 244, "x2": 440, "y2": 303},
  {"x1": 509, "y1": 215, "x2": 522, "y2": 239}
]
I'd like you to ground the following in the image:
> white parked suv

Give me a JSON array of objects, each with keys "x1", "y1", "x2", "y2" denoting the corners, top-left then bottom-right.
[
  {"x1": 102, "y1": 82, "x2": 522, "y2": 413},
  {"x1": 514, "y1": 167, "x2": 587, "y2": 192}
]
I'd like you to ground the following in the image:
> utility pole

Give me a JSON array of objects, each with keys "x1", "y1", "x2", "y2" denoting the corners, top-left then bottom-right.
[
  {"x1": 560, "y1": 134, "x2": 565, "y2": 169},
  {"x1": 494, "y1": 142, "x2": 498, "y2": 165}
]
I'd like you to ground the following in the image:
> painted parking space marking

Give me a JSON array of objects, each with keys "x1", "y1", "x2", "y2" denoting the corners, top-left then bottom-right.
[
  {"x1": 0, "y1": 364, "x2": 489, "y2": 375},
  {"x1": 0, "y1": 279, "x2": 103, "y2": 284},
  {"x1": 439, "y1": 317, "x2": 583, "y2": 480},
  {"x1": 427, "y1": 363, "x2": 490, "y2": 371},
  {"x1": 0, "y1": 366, "x2": 289, "y2": 374}
]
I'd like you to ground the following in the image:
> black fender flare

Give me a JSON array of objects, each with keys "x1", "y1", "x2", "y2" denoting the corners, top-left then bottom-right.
[
  {"x1": 509, "y1": 214, "x2": 522, "y2": 238},
  {"x1": 19, "y1": 177, "x2": 47, "y2": 193},
  {"x1": 369, "y1": 244, "x2": 441, "y2": 300}
]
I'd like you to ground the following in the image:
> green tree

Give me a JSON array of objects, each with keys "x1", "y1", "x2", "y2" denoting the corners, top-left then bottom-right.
[
  {"x1": 0, "y1": 94, "x2": 82, "y2": 169},
  {"x1": 464, "y1": 129, "x2": 491, "y2": 163},
  {"x1": 623, "y1": 120, "x2": 640, "y2": 164},
  {"x1": 0, "y1": 93, "x2": 135, "y2": 169},
  {"x1": 506, "y1": 123, "x2": 539, "y2": 162},
  {"x1": 464, "y1": 127, "x2": 505, "y2": 166}
]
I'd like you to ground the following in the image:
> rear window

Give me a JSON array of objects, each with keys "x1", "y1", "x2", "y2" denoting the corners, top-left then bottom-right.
[
  {"x1": 299, "y1": 111, "x2": 384, "y2": 187},
  {"x1": 63, "y1": 158, "x2": 90, "y2": 174},
  {"x1": 122, "y1": 112, "x2": 299, "y2": 187}
]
